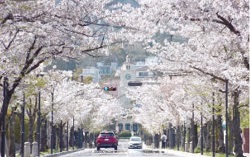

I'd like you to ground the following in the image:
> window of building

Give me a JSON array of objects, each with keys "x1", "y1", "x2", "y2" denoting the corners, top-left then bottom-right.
[
  {"x1": 118, "y1": 123, "x2": 123, "y2": 132},
  {"x1": 125, "y1": 123, "x2": 130, "y2": 131},
  {"x1": 126, "y1": 65, "x2": 130, "y2": 70},
  {"x1": 138, "y1": 72, "x2": 148, "y2": 77},
  {"x1": 133, "y1": 123, "x2": 138, "y2": 132}
]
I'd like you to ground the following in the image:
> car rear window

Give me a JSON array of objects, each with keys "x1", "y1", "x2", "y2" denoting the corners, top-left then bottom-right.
[
  {"x1": 130, "y1": 137, "x2": 141, "y2": 141},
  {"x1": 100, "y1": 133, "x2": 114, "y2": 137}
]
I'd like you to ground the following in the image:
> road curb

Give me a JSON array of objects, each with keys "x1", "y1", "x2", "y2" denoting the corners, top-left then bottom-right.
[
  {"x1": 41, "y1": 148, "x2": 85, "y2": 157},
  {"x1": 143, "y1": 149, "x2": 165, "y2": 153}
]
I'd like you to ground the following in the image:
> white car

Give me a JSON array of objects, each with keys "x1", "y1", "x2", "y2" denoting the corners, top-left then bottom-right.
[{"x1": 128, "y1": 136, "x2": 143, "y2": 149}]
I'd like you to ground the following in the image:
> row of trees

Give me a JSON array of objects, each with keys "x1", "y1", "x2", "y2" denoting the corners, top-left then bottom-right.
[
  {"x1": 0, "y1": 0, "x2": 136, "y2": 155},
  {"x1": 0, "y1": 0, "x2": 249, "y2": 156},
  {"x1": 4, "y1": 69, "x2": 122, "y2": 155},
  {"x1": 125, "y1": 1, "x2": 248, "y2": 157}
]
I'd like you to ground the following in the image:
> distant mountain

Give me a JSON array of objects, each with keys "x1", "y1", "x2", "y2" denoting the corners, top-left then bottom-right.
[
  {"x1": 51, "y1": 0, "x2": 187, "y2": 71},
  {"x1": 106, "y1": 0, "x2": 140, "y2": 8},
  {"x1": 76, "y1": 42, "x2": 153, "y2": 69}
]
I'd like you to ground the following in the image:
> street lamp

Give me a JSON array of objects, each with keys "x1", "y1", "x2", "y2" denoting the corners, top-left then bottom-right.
[
  {"x1": 36, "y1": 73, "x2": 44, "y2": 157},
  {"x1": 182, "y1": 121, "x2": 186, "y2": 150},
  {"x1": 51, "y1": 91, "x2": 54, "y2": 154},
  {"x1": 21, "y1": 92, "x2": 25, "y2": 157},
  {"x1": 66, "y1": 121, "x2": 69, "y2": 151},
  {"x1": 200, "y1": 105, "x2": 203, "y2": 155},
  {"x1": 60, "y1": 119, "x2": 63, "y2": 152},
  {"x1": 37, "y1": 91, "x2": 41, "y2": 156},
  {"x1": 73, "y1": 116, "x2": 74, "y2": 150},
  {"x1": 219, "y1": 79, "x2": 229, "y2": 157},
  {"x1": 225, "y1": 80, "x2": 229, "y2": 157},
  {"x1": 191, "y1": 103, "x2": 195, "y2": 153},
  {"x1": 212, "y1": 92, "x2": 215, "y2": 157}
]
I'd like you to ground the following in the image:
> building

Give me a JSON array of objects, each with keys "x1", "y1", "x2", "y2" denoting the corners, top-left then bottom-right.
[
  {"x1": 116, "y1": 55, "x2": 158, "y2": 134},
  {"x1": 80, "y1": 61, "x2": 118, "y2": 83},
  {"x1": 80, "y1": 67, "x2": 100, "y2": 83}
]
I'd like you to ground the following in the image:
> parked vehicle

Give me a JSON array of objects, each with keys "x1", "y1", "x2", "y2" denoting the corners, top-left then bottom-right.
[
  {"x1": 128, "y1": 136, "x2": 143, "y2": 149},
  {"x1": 96, "y1": 130, "x2": 118, "y2": 151}
]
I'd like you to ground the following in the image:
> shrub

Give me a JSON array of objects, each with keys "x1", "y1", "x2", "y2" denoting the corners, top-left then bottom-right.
[
  {"x1": 194, "y1": 147, "x2": 201, "y2": 153},
  {"x1": 119, "y1": 130, "x2": 131, "y2": 138}
]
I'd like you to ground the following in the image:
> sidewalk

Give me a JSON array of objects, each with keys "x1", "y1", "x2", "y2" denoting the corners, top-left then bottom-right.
[
  {"x1": 143, "y1": 145, "x2": 209, "y2": 157},
  {"x1": 163, "y1": 149, "x2": 249, "y2": 157},
  {"x1": 143, "y1": 143, "x2": 250, "y2": 157},
  {"x1": 244, "y1": 153, "x2": 250, "y2": 157}
]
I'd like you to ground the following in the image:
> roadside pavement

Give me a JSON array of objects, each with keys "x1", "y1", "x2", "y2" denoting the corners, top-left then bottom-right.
[
  {"x1": 143, "y1": 143, "x2": 250, "y2": 157},
  {"x1": 143, "y1": 143, "x2": 209, "y2": 157}
]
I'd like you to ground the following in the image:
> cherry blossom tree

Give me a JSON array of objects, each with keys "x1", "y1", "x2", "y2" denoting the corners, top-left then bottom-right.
[
  {"x1": 0, "y1": 0, "x2": 151, "y2": 132},
  {"x1": 135, "y1": 0, "x2": 248, "y2": 155},
  {"x1": 126, "y1": 76, "x2": 213, "y2": 131},
  {"x1": 0, "y1": 0, "x2": 248, "y2": 155},
  {"x1": 38, "y1": 69, "x2": 121, "y2": 128},
  {"x1": 0, "y1": 1, "x2": 151, "y2": 154}
]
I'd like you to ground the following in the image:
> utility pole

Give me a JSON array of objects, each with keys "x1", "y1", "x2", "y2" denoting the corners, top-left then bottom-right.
[
  {"x1": 191, "y1": 103, "x2": 195, "y2": 153},
  {"x1": 21, "y1": 92, "x2": 25, "y2": 157},
  {"x1": 212, "y1": 92, "x2": 215, "y2": 157},
  {"x1": 66, "y1": 121, "x2": 69, "y2": 151},
  {"x1": 60, "y1": 120, "x2": 63, "y2": 152},
  {"x1": 37, "y1": 91, "x2": 41, "y2": 156},
  {"x1": 219, "y1": 80, "x2": 229, "y2": 157},
  {"x1": 225, "y1": 80, "x2": 229, "y2": 157},
  {"x1": 201, "y1": 105, "x2": 203, "y2": 155},
  {"x1": 73, "y1": 116, "x2": 74, "y2": 150},
  {"x1": 183, "y1": 121, "x2": 186, "y2": 150},
  {"x1": 36, "y1": 73, "x2": 44, "y2": 156},
  {"x1": 51, "y1": 92, "x2": 54, "y2": 154}
]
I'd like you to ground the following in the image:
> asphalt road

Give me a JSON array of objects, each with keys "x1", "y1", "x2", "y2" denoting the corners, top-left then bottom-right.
[
  {"x1": 55, "y1": 139, "x2": 192, "y2": 157},
  {"x1": 56, "y1": 148, "x2": 176, "y2": 157}
]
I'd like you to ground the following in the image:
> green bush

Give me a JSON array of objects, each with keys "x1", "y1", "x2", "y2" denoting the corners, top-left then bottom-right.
[
  {"x1": 194, "y1": 147, "x2": 201, "y2": 153},
  {"x1": 118, "y1": 130, "x2": 131, "y2": 138}
]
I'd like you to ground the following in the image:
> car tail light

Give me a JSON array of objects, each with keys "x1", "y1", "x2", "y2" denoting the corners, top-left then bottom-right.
[{"x1": 96, "y1": 138, "x2": 102, "y2": 143}]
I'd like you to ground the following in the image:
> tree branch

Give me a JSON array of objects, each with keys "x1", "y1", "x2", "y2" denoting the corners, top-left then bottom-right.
[
  {"x1": 2, "y1": 29, "x2": 20, "y2": 50},
  {"x1": 213, "y1": 12, "x2": 240, "y2": 36},
  {"x1": 239, "y1": 103, "x2": 249, "y2": 108},
  {"x1": 11, "y1": 46, "x2": 44, "y2": 93},
  {"x1": 185, "y1": 12, "x2": 241, "y2": 36},
  {"x1": 190, "y1": 66, "x2": 226, "y2": 82},
  {"x1": 25, "y1": 57, "x2": 48, "y2": 75},
  {"x1": 81, "y1": 41, "x2": 120, "y2": 57},
  {"x1": 1, "y1": 13, "x2": 14, "y2": 24}
]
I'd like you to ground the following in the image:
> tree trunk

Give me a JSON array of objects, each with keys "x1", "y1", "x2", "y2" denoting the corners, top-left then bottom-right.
[
  {"x1": 69, "y1": 127, "x2": 74, "y2": 147},
  {"x1": 28, "y1": 116, "x2": 34, "y2": 152},
  {"x1": 0, "y1": 80, "x2": 13, "y2": 157},
  {"x1": 9, "y1": 112, "x2": 16, "y2": 157},
  {"x1": 233, "y1": 90, "x2": 244, "y2": 157},
  {"x1": 181, "y1": 124, "x2": 186, "y2": 150},
  {"x1": 228, "y1": 117, "x2": 234, "y2": 154},
  {"x1": 40, "y1": 118, "x2": 47, "y2": 152},
  {"x1": 52, "y1": 125, "x2": 57, "y2": 150},
  {"x1": 216, "y1": 104, "x2": 225, "y2": 153},
  {"x1": 176, "y1": 125, "x2": 181, "y2": 150},
  {"x1": 194, "y1": 124, "x2": 198, "y2": 149},
  {"x1": 204, "y1": 122, "x2": 211, "y2": 151},
  {"x1": 27, "y1": 97, "x2": 37, "y2": 154},
  {"x1": 0, "y1": 84, "x2": 12, "y2": 132}
]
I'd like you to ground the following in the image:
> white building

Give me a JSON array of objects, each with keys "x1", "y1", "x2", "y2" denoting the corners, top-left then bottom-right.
[
  {"x1": 80, "y1": 67, "x2": 100, "y2": 83},
  {"x1": 116, "y1": 55, "x2": 158, "y2": 134}
]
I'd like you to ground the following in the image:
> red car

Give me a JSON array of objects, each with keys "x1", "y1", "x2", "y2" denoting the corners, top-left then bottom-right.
[{"x1": 96, "y1": 130, "x2": 118, "y2": 151}]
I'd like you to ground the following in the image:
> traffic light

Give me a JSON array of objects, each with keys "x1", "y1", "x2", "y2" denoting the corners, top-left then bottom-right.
[
  {"x1": 104, "y1": 87, "x2": 117, "y2": 91},
  {"x1": 128, "y1": 81, "x2": 142, "y2": 86}
]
